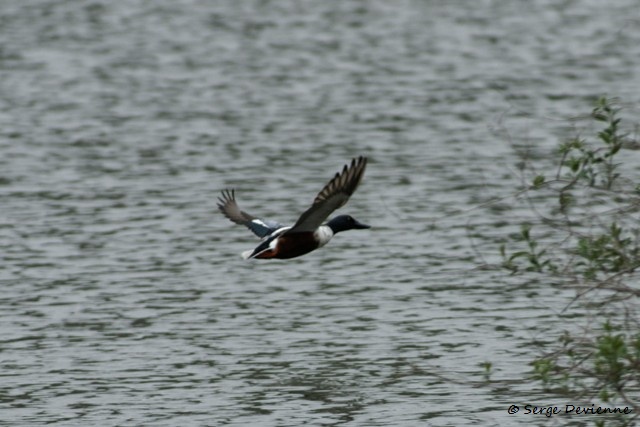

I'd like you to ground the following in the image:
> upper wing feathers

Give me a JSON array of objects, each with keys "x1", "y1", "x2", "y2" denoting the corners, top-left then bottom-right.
[
  {"x1": 217, "y1": 189, "x2": 283, "y2": 238},
  {"x1": 217, "y1": 189, "x2": 254, "y2": 224},
  {"x1": 287, "y1": 156, "x2": 367, "y2": 233}
]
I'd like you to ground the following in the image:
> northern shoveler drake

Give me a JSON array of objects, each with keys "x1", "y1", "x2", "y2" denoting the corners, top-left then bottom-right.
[{"x1": 218, "y1": 156, "x2": 370, "y2": 259}]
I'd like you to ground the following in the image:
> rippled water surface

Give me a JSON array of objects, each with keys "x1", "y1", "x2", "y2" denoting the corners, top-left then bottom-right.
[{"x1": 2, "y1": 1, "x2": 640, "y2": 426}]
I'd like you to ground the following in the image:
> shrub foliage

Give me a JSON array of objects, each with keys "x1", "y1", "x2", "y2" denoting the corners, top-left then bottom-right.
[{"x1": 500, "y1": 98, "x2": 639, "y2": 426}]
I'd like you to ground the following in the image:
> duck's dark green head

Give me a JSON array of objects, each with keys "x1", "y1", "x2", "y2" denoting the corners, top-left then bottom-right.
[{"x1": 326, "y1": 215, "x2": 370, "y2": 234}]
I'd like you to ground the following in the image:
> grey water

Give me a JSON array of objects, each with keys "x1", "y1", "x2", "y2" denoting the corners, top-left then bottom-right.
[{"x1": 2, "y1": 1, "x2": 640, "y2": 426}]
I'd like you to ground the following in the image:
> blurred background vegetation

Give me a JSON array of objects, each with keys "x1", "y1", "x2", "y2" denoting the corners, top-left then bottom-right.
[{"x1": 496, "y1": 97, "x2": 639, "y2": 427}]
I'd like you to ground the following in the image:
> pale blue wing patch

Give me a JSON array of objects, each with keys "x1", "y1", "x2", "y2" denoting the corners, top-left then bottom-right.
[
  {"x1": 218, "y1": 189, "x2": 283, "y2": 238},
  {"x1": 247, "y1": 218, "x2": 284, "y2": 239}
]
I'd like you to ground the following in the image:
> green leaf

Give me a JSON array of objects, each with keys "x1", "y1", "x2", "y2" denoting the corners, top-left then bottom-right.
[
  {"x1": 592, "y1": 112, "x2": 609, "y2": 122},
  {"x1": 532, "y1": 175, "x2": 545, "y2": 188},
  {"x1": 559, "y1": 192, "x2": 574, "y2": 212},
  {"x1": 508, "y1": 251, "x2": 530, "y2": 262}
]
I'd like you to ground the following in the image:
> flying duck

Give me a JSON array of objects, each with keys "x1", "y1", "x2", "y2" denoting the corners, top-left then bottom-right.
[{"x1": 218, "y1": 156, "x2": 369, "y2": 259}]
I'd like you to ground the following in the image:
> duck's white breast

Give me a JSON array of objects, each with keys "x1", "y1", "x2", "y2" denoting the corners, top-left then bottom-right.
[{"x1": 314, "y1": 225, "x2": 334, "y2": 247}]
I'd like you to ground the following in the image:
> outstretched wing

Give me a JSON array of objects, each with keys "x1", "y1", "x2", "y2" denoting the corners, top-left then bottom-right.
[
  {"x1": 217, "y1": 189, "x2": 283, "y2": 238},
  {"x1": 286, "y1": 156, "x2": 367, "y2": 234}
]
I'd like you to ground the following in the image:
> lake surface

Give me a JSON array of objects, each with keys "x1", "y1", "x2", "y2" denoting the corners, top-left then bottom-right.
[{"x1": 1, "y1": 1, "x2": 640, "y2": 426}]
